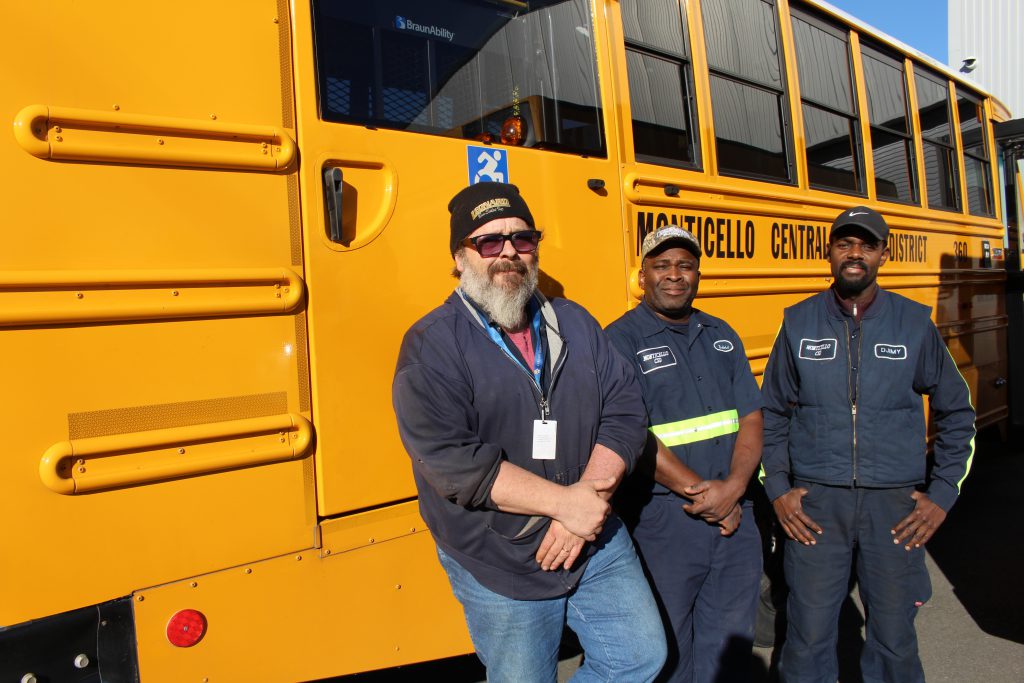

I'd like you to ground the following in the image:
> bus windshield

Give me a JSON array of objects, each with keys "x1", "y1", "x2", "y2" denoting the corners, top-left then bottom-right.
[{"x1": 312, "y1": 0, "x2": 606, "y2": 156}]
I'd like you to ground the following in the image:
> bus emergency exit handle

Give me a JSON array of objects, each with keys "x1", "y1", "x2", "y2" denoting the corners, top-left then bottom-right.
[{"x1": 324, "y1": 166, "x2": 344, "y2": 243}]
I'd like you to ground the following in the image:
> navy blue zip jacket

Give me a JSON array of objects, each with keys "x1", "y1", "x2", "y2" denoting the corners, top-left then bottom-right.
[
  {"x1": 761, "y1": 288, "x2": 975, "y2": 512},
  {"x1": 392, "y1": 290, "x2": 647, "y2": 600}
]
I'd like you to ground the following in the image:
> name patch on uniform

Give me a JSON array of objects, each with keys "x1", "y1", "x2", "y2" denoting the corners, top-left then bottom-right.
[
  {"x1": 799, "y1": 338, "x2": 837, "y2": 361},
  {"x1": 875, "y1": 343, "x2": 907, "y2": 360},
  {"x1": 637, "y1": 346, "x2": 677, "y2": 374},
  {"x1": 713, "y1": 340, "x2": 734, "y2": 353}
]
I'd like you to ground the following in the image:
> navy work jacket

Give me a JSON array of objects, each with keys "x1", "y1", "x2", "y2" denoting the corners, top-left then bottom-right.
[
  {"x1": 393, "y1": 290, "x2": 646, "y2": 600},
  {"x1": 760, "y1": 288, "x2": 976, "y2": 511}
]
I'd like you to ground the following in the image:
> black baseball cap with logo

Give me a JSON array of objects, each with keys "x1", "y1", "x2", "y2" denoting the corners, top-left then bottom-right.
[
  {"x1": 829, "y1": 205, "x2": 890, "y2": 244},
  {"x1": 448, "y1": 182, "x2": 535, "y2": 255}
]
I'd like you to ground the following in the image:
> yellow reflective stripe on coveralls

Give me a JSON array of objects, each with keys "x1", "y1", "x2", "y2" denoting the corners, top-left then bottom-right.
[{"x1": 650, "y1": 409, "x2": 739, "y2": 447}]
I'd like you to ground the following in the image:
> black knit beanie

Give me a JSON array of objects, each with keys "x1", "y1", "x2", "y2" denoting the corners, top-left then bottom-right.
[{"x1": 448, "y1": 182, "x2": 535, "y2": 255}]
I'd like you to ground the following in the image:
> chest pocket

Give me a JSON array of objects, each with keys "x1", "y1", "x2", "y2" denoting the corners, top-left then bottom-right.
[
  {"x1": 790, "y1": 329, "x2": 848, "y2": 409},
  {"x1": 860, "y1": 335, "x2": 917, "y2": 410}
]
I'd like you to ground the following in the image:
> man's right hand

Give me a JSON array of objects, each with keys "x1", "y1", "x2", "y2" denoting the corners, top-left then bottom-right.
[
  {"x1": 717, "y1": 503, "x2": 741, "y2": 536},
  {"x1": 554, "y1": 477, "x2": 614, "y2": 541},
  {"x1": 773, "y1": 487, "x2": 822, "y2": 545}
]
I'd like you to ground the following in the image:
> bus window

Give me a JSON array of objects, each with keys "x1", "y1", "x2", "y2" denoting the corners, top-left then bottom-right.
[
  {"x1": 790, "y1": 5, "x2": 863, "y2": 194},
  {"x1": 312, "y1": 0, "x2": 606, "y2": 156},
  {"x1": 620, "y1": 0, "x2": 700, "y2": 168},
  {"x1": 861, "y1": 43, "x2": 919, "y2": 204},
  {"x1": 957, "y1": 88, "x2": 994, "y2": 216},
  {"x1": 915, "y1": 66, "x2": 961, "y2": 211},
  {"x1": 701, "y1": 0, "x2": 793, "y2": 183}
]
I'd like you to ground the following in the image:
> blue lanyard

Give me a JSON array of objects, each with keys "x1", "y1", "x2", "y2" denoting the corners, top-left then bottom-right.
[{"x1": 472, "y1": 296, "x2": 545, "y2": 388}]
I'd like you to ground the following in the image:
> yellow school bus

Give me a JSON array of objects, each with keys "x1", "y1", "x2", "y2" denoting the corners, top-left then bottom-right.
[{"x1": 1, "y1": 0, "x2": 1018, "y2": 680}]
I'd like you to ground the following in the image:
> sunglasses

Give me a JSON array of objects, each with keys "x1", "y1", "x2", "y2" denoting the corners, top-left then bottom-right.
[{"x1": 463, "y1": 230, "x2": 542, "y2": 258}]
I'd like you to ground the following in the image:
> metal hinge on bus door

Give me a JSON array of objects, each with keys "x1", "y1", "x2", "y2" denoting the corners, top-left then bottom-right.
[{"x1": 323, "y1": 166, "x2": 344, "y2": 243}]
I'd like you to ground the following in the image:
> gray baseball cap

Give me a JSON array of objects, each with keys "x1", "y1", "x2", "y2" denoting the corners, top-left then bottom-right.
[{"x1": 641, "y1": 226, "x2": 702, "y2": 261}]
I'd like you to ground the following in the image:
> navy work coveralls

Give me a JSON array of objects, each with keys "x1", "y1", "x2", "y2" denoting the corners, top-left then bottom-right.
[
  {"x1": 607, "y1": 303, "x2": 763, "y2": 683},
  {"x1": 761, "y1": 288, "x2": 976, "y2": 683}
]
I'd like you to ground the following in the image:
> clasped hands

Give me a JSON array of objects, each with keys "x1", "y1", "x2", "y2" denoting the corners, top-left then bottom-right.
[{"x1": 683, "y1": 478, "x2": 744, "y2": 536}]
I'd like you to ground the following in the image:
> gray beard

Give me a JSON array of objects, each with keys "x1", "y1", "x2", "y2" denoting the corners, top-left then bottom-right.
[{"x1": 459, "y1": 261, "x2": 539, "y2": 330}]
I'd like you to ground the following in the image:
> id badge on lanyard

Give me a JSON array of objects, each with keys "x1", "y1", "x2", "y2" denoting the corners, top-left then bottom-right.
[{"x1": 471, "y1": 294, "x2": 555, "y2": 458}]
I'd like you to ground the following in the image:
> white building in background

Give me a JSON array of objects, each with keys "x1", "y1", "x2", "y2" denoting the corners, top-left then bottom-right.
[{"x1": 949, "y1": 0, "x2": 1024, "y2": 117}]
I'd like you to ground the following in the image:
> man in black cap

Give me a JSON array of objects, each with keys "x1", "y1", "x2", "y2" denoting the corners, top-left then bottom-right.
[
  {"x1": 605, "y1": 226, "x2": 764, "y2": 683},
  {"x1": 392, "y1": 182, "x2": 666, "y2": 682},
  {"x1": 760, "y1": 206, "x2": 976, "y2": 682}
]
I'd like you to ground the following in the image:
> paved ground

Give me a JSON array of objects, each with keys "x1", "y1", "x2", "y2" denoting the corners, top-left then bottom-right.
[{"x1": 330, "y1": 430, "x2": 1024, "y2": 682}]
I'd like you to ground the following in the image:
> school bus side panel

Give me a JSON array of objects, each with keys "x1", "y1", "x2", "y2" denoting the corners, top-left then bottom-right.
[
  {"x1": 0, "y1": 0, "x2": 315, "y2": 628},
  {"x1": 609, "y1": 0, "x2": 1007, "y2": 430},
  {"x1": 292, "y1": 0, "x2": 634, "y2": 518}
]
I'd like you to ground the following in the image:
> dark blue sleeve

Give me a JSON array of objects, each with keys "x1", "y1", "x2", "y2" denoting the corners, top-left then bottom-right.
[
  {"x1": 392, "y1": 328, "x2": 504, "y2": 509},
  {"x1": 913, "y1": 323, "x2": 976, "y2": 511},
  {"x1": 760, "y1": 320, "x2": 799, "y2": 501},
  {"x1": 604, "y1": 321, "x2": 640, "y2": 379},
  {"x1": 725, "y1": 324, "x2": 763, "y2": 418},
  {"x1": 587, "y1": 313, "x2": 648, "y2": 474}
]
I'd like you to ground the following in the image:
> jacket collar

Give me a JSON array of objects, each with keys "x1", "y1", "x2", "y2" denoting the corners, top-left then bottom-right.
[
  {"x1": 449, "y1": 288, "x2": 565, "y2": 362},
  {"x1": 454, "y1": 290, "x2": 569, "y2": 382},
  {"x1": 823, "y1": 286, "x2": 889, "y2": 321},
  {"x1": 634, "y1": 301, "x2": 717, "y2": 341},
  {"x1": 451, "y1": 287, "x2": 558, "y2": 331}
]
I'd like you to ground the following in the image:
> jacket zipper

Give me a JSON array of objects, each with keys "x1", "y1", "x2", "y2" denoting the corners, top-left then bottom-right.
[
  {"x1": 844, "y1": 318, "x2": 857, "y2": 485},
  {"x1": 845, "y1": 309, "x2": 864, "y2": 485},
  {"x1": 854, "y1": 321, "x2": 863, "y2": 483},
  {"x1": 494, "y1": 329, "x2": 566, "y2": 420}
]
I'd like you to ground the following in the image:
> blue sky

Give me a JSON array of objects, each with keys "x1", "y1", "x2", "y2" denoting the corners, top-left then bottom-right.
[{"x1": 827, "y1": 0, "x2": 948, "y2": 63}]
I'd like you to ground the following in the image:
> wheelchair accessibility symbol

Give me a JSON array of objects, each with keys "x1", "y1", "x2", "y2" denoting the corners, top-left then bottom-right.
[{"x1": 467, "y1": 145, "x2": 510, "y2": 185}]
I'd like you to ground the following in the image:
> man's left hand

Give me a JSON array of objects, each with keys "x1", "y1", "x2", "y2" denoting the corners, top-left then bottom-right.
[
  {"x1": 682, "y1": 479, "x2": 742, "y2": 523},
  {"x1": 891, "y1": 491, "x2": 947, "y2": 550},
  {"x1": 536, "y1": 520, "x2": 585, "y2": 571}
]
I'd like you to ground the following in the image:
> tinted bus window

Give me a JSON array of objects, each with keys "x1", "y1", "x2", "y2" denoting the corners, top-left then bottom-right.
[
  {"x1": 915, "y1": 67, "x2": 960, "y2": 211},
  {"x1": 790, "y1": 6, "x2": 862, "y2": 194},
  {"x1": 861, "y1": 44, "x2": 918, "y2": 203},
  {"x1": 957, "y1": 89, "x2": 993, "y2": 216},
  {"x1": 621, "y1": 0, "x2": 700, "y2": 167},
  {"x1": 702, "y1": 0, "x2": 793, "y2": 182},
  {"x1": 312, "y1": 0, "x2": 606, "y2": 157}
]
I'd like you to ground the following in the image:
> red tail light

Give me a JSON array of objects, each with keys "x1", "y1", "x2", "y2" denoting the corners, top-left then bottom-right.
[{"x1": 166, "y1": 609, "x2": 207, "y2": 647}]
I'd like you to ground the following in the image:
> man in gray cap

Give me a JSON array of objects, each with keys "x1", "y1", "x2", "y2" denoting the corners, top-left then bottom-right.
[
  {"x1": 392, "y1": 182, "x2": 666, "y2": 682},
  {"x1": 761, "y1": 206, "x2": 976, "y2": 682},
  {"x1": 605, "y1": 226, "x2": 764, "y2": 683}
]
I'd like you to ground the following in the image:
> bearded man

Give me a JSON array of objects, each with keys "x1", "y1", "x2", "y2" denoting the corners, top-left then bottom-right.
[
  {"x1": 392, "y1": 182, "x2": 666, "y2": 682},
  {"x1": 761, "y1": 206, "x2": 976, "y2": 682}
]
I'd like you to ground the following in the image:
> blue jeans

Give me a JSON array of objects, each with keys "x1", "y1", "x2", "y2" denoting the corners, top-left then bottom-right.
[
  {"x1": 437, "y1": 516, "x2": 667, "y2": 683},
  {"x1": 780, "y1": 483, "x2": 932, "y2": 683}
]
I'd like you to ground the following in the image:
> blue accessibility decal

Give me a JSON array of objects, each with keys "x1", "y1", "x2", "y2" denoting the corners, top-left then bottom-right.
[{"x1": 467, "y1": 145, "x2": 510, "y2": 185}]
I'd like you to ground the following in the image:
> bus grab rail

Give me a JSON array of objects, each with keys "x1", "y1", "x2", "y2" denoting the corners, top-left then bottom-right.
[
  {"x1": 0, "y1": 267, "x2": 304, "y2": 326},
  {"x1": 623, "y1": 172, "x2": 1005, "y2": 237},
  {"x1": 13, "y1": 105, "x2": 295, "y2": 171},
  {"x1": 39, "y1": 413, "x2": 313, "y2": 494}
]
